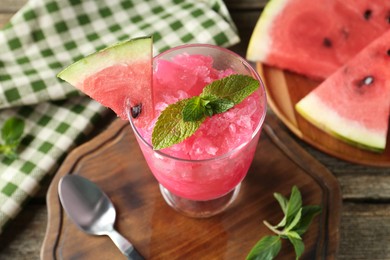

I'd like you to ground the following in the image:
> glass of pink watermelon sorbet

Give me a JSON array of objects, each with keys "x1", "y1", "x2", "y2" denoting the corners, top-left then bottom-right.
[{"x1": 127, "y1": 44, "x2": 266, "y2": 218}]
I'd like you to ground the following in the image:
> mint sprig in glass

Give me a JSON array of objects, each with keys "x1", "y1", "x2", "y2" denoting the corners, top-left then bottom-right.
[{"x1": 152, "y1": 74, "x2": 260, "y2": 150}]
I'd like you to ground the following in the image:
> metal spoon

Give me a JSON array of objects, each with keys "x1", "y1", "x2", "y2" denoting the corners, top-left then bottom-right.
[{"x1": 58, "y1": 175, "x2": 144, "y2": 260}]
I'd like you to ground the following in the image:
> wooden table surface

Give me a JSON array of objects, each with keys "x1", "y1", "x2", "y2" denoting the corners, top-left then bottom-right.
[{"x1": 1, "y1": 0, "x2": 390, "y2": 259}]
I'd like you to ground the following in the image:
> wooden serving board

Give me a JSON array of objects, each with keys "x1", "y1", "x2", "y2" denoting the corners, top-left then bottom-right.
[
  {"x1": 41, "y1": 114, "x2": 341, "y2": 260},
  {"x1": 258, "y1": 63, "x2": 390, "y2": 167}
]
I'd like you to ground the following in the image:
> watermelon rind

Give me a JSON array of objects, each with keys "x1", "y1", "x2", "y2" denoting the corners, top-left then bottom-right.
[
  {"x1": 246, "y1": 0, "x2": 288, "y2": 61},
  {"x1": 57, "y1": 36, "x2": 153, "y2": 124},
  {"x1": 57, "y1": 36, "x2": 152, "y2": 89},
  {"x1": 296, "y1": 94, "x2": 386, "y2": 152}
]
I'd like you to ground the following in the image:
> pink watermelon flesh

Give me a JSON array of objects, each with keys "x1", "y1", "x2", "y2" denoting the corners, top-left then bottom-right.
[
  {"x1": 83, "y1": 60, "x2": 152, "y2": 123},
  {"x1": 247, "y1": 0, "x2": 390, "y2": 80},
  {"x1": 296, "y1": 29, "x2": 390, "y2": 151},
  {"x1": 153, "y1": 53, "x2": 235, "y2": 100},
  {"x1": 342, "y1": 0, "x2": 390, "y2": 30},
  {"x1": 57, "y1": 37, "x2": 153, "y2": 128}
]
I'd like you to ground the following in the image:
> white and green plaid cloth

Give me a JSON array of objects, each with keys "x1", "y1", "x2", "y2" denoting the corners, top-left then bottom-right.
[{"x1": 0, "y1": 0, "x2": 239, "y2": 233}]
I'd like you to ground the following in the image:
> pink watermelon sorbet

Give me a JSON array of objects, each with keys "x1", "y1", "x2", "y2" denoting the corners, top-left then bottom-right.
[
  {"x1": 141, "y1": 53, "x2": 264, "y2": 160},
  {"x1": 129, "y1": 45, "x2": 266, "y2": 201}
]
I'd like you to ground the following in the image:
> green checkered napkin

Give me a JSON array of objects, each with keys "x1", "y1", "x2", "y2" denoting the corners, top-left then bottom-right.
[{"x1": 0, "y1": 0, "x2": 239, "y2": 233}]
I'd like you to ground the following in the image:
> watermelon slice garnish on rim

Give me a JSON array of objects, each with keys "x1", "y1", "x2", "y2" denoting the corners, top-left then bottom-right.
[{"x1": 57, "y1": 36, "x2": 153, "y2": 128}]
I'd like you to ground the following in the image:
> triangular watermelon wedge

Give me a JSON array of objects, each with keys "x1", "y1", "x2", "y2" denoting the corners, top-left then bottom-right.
[
  {"x1": 57, "y1": 36, "x2": 153, "y2": 127},
  {"x1": 296, "y1": 30, "x2": 390, "y2": 152},
  {"x1": 246, "y1": 0, "x2": 390, "y2": 80}
]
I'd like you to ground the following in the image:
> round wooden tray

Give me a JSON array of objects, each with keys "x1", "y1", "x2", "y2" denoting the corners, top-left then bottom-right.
[
  {"x1": 257, "y1": 63, "x2": 390, "y2": 167},
  {"x1": 41, "y1": 114, "x2": 341, "y2": 259}
]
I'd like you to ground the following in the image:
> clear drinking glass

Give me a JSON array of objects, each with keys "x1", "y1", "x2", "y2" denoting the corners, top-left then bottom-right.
[{"x1": 127, "y1": 44, "x2": 266, "y2": 218}]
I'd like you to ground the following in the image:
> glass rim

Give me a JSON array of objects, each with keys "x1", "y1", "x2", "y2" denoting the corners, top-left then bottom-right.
[{"x1": 127, "y1": 43, "x2": 267, "y2": 163}]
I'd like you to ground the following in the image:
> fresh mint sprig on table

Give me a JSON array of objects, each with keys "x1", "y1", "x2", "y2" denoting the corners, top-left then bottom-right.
[
  {"x1": 152, "y1": 74, "x2": 259, "y2": 150},
  {"x1": 0, "y1": 117, "x2": 25, "y2": 159},
  {"x1": 246, "y1": 186, "x2": 322, "y2": 260}
]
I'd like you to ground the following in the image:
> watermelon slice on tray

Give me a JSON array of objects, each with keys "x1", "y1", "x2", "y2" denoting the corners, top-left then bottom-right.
[
  {"x1": 246, "y1": 0, "x2": 390, "y2": 80},
  {"x1": 296, "y1": 29, "x2": 390, "y2": 152},
  {"x1": 57, "y1": 36, "x2": 153, "y2": 128},
  {"x1": 247, "y1": 0, "x2": 390, "y2": 164}
]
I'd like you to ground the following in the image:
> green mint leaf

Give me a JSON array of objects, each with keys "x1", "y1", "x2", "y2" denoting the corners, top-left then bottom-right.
[
  {"x1": 0, "y1": 117, "x2": 25, "y2": 159},
  {"x1": 275, "y1": 187, "x2": 302, "y2": 229},
  {"x1": 152, "y1": 74, "x2": 260, "y2": 149},
  {"x1": 274, "y1": 192, "x2": 288, "y2": 228},
  {"x1": 274, "y1": 192, "x2": 288, "y2": 214},
  {"x1": 248, "y1": 186, "x2": 321, "y2": 260},
  {"x1": 246, "y1": 235, "x2": 281, "y2": 260},
  {"x1": 152, "y1": 99, "x2": 204, "y2": 150},
  {"x1": 286, "y1": 230, "x2": 301, "y2": 240},
  {"x1": 0, "y1": 144, "x2": 17, "y2": 159},
  {"x1": 293, "y1": 205, "x2": 322, "y2": 235},
  {"x1": 286, "y1": 186, "x2": 302, "y2": 227},
  {"x1": 200, "y1": 95, "x2": 215, "y2": 117},
  {"x1": 285, "y1": 208, "x2": 302, "y2": 232},
  {"x1": 201, "y1": 74, "x2": 259, "y2": 104},
  {"x1": 275, "y1": 216, "x2": 286, "y2": 229},
  {"x1": 2, "y1": 117, "x2": 25, "y2": 145},
  {"x1": 288, "y1": 235, "x2": 305, "y2": 260},
  {"x1": 182, "y1": 95, "x2": 234, "y2": 122},
  {"x1": 182, "y1": 96, "x2": 207, "y2": 122},
  {"x1": 208, "y1": 98, "x2": 234, "y2": 114}
]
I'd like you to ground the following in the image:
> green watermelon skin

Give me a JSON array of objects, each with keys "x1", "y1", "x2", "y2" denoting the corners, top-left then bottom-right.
[
  {"x1": 57, "y1": 37, "x2": 153, "y2": 126},
  {"x1": 247, "y1": 0, "x2": 390, "y2": 80},
  {"x1": 296, "y1": 30, "x2": 390, "y2": 152}
]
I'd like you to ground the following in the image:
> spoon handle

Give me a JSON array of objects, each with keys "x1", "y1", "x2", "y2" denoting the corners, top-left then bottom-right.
[{"x1": 108, "y1": 229, "x2": 144, "y2": 260}]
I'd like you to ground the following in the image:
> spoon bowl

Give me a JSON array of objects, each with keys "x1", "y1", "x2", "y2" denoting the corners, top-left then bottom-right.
[{"x1": 58, "y1": 175, "x2": 143, "y2": 259}]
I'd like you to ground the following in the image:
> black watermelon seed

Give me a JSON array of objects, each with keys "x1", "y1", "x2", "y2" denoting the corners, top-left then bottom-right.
[
  {"x1": 387, "y1": 49, "x2": 390, "y2": 56},
  {"x1": 323, "y1": 38, "x2": 332, "y2": 48},
  {"x1": 131, "y1": 104, "x2": 142, "y2": 118},
  {"x1": 364, "y1": 9, "x2": 372, "y2": 20}
]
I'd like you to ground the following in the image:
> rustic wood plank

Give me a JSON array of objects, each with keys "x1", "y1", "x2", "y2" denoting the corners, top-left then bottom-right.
[
  {"x1": 230, "y1": 10, "x2": 261, "y2": 44},
  {"x1": 290, "y1": 136, "x2": 390, "y2": 199},
  {"x1": 0, "y1": 14, "x2": 13, "y2": 28},
  {"x1": 334, "y1": 173, "x2": 390, "y2": 200},
  {"x1": 0, "y1": 0, "x2": 27, "y2": 13},
  {"x1": 0, "y1": 204, "x2": 47, "y2": 260},
  {"x1": 338, "y1": 203, "x2": 390, "y2": 259},
  {"x1": 224, "y1": 0, "x2": 268, "y2": 9}
]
